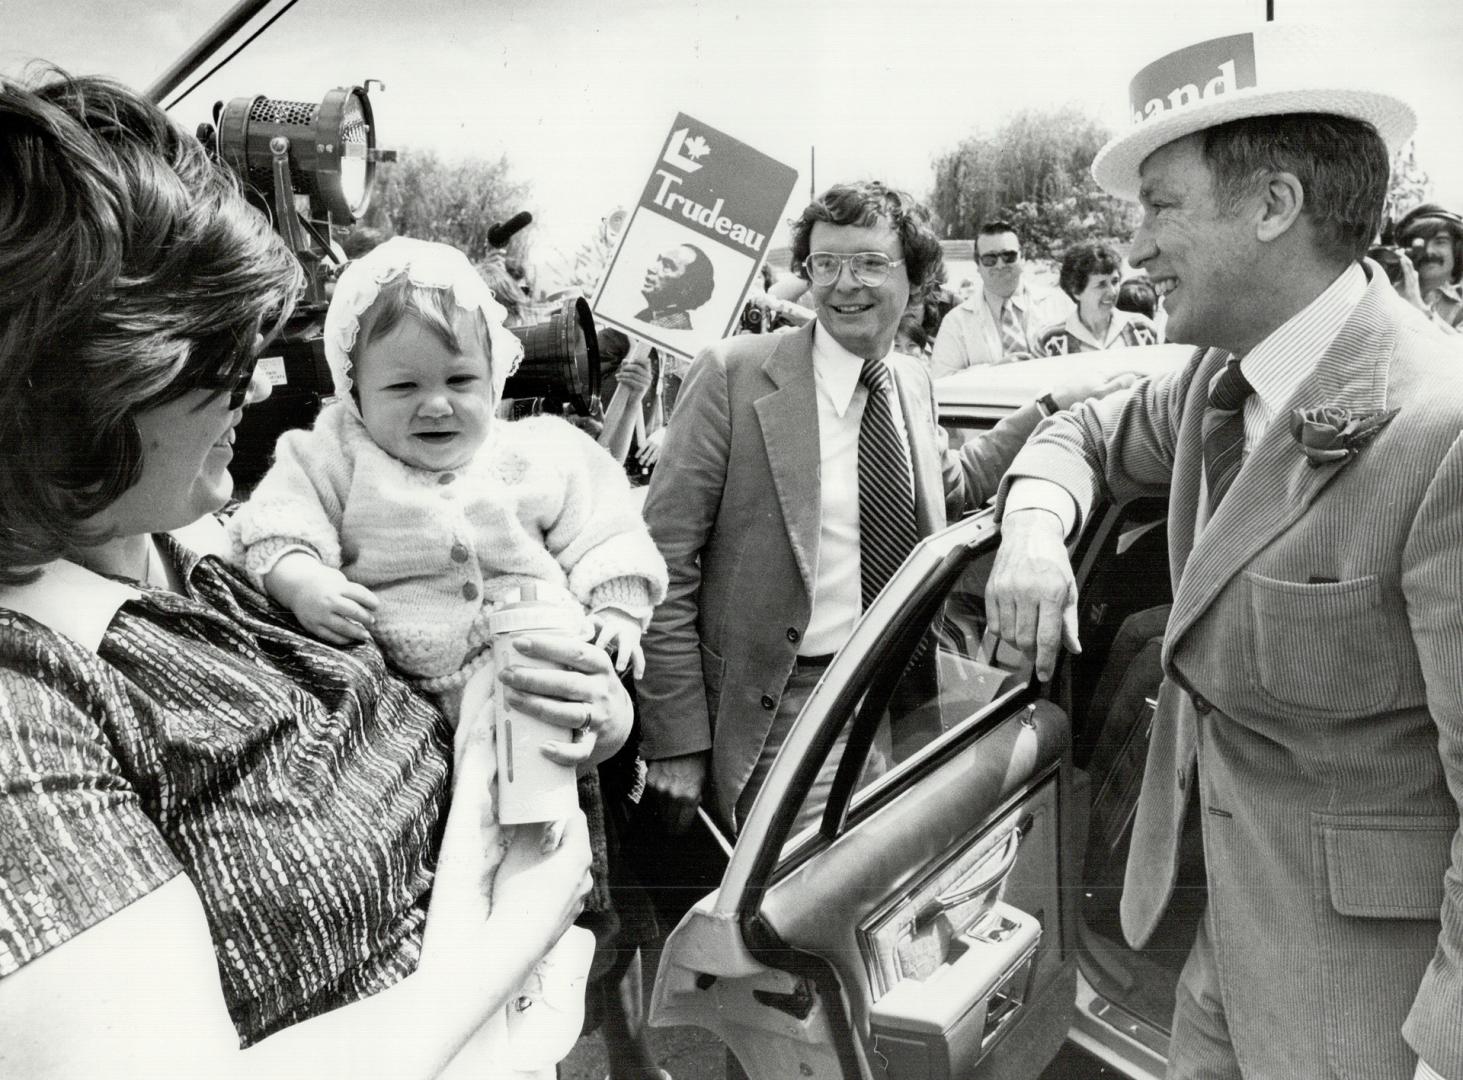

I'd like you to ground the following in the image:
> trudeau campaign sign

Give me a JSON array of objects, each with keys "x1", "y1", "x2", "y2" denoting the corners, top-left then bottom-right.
[{"x1": 592, "y1": 112, "x2": 798, "y2": 359}]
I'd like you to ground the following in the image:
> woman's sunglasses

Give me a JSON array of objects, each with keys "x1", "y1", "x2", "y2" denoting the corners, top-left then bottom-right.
[{"x1": 192, "y1": 328, "x2": 273, "y2": 409}]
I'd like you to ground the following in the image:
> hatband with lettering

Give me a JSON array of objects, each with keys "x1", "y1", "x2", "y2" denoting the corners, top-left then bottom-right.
[{"x1": 1092, "y1": 24, "x2": 1415, "y2": 201}]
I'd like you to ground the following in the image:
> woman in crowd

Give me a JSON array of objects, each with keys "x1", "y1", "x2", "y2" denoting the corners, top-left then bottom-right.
[
  {"x1": 0, "y1": 70, "x2": 632, "y2": 1078},
  {"x1": 1037, "y1": 241, "x2": 1160, "y2": 355}
]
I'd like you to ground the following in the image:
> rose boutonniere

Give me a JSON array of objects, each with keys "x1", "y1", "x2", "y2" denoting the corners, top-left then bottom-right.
[{"x1": 1289, "y1": 405, "x2": 1400, "y2": 468}]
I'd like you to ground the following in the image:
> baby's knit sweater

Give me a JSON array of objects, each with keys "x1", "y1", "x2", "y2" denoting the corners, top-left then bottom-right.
[{"x1": 229, "y1": 404, "x2": 667, "y2": 686}]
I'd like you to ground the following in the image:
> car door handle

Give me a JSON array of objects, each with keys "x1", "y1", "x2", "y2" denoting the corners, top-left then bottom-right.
[{"x1": 922, "y1": 825, "x2": 1023, "y2": 920}]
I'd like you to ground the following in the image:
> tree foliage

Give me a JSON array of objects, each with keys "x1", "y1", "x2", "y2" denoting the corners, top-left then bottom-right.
[
  {"x1": 357, "y1": 148, "x2": 530, "y2": 263},
  {"x1": 930, "y1": 107, "x2": 1139, "y2": 260},
  {"x1": 1384, "y1": 140, "x2": 1432, "y2": 228}
]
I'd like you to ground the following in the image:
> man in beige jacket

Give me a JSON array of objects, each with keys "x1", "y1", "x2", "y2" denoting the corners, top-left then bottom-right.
[{"x1": 987, "y1": 24, "x2": 1463, "y2": 1080}]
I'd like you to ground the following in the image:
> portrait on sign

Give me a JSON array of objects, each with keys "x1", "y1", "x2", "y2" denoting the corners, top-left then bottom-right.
[{"x1": 597, "y1": 211, "x2": 753, "y2": 348}]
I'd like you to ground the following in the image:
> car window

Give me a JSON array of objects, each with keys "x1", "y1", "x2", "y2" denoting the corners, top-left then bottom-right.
[{"x1": 781, "y1": 533, "x2": 1033, "y2": 854}]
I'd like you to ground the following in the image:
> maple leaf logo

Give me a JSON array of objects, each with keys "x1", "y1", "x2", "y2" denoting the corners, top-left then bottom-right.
[{"x1": 683, "y1": 134, "x2": 710, "y2": 160}]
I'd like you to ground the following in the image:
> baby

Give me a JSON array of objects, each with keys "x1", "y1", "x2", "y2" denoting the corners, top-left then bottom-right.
[
  {"x1": 228, "y1": 237, "x2": 667, "y2": 1076},
  {"x1": 230, "y1": 236, "x2": 666, "y2": 703}
]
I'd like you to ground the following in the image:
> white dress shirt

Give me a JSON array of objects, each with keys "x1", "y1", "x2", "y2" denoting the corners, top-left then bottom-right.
[{"x1": 801, "y1": 322, "x2": 913, "y2": 655}]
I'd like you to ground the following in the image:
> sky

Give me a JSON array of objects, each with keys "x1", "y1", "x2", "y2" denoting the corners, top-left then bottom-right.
[{"x1": 5, "y1": 0, "x2": 1461, "y2": 269}]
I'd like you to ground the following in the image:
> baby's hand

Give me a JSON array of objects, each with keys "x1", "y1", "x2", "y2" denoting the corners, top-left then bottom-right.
[
  {"x1": 293, "y1": 567, "x2": 379, "y2": 644},
  {"x1": 268, "y1": 554, "x2": 379, "y2": 645},
  {"x1": 592, "y1": 608, "x2": 644, "y2": 679}
]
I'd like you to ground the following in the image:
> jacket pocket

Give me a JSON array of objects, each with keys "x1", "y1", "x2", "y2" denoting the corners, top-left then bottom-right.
[
  {"x1": 1246, "y1": 572, "x2": 1398, "y2": 716},
  {"x1": 1311, "y1": 814, "x2": 1453, "y2": 1080},
  {"x1": 1319, "y1": 813, "x2": 1454, "y2": 919}
]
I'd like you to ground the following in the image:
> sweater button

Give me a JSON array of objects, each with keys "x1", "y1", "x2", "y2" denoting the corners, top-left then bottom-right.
[
  {"x1": 462, "y1": 582, "x2": 479, "y2": 601},
  {"x1": 760, "y1": 694, "x2": 776, "y2": 710},
  {"x1": 1191, "y1": 693, "x2": 1213, "y2": 715},
  {"x1": 437, "y1": 472, "x2": 455, "y2": 485},
  {"x1": 786, "y1": 627, "x2": 800, "y2": 643},
  {"x1": 450, "y1": 543, "x2": 470, "y2": 563}
]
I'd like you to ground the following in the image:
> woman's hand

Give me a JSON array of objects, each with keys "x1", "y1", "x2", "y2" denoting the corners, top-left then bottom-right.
[{"x1": 497, "y1": 632, "x2": 633, "y2": 771}]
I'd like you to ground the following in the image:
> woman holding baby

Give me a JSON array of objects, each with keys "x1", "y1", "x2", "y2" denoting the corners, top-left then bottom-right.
[{"x1": 0, "y1": 70, "x2": 652, "y2": 1078}]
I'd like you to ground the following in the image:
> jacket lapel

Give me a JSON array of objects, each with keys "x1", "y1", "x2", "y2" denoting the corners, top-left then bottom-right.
[
  {"x1": 753, "y1": 323, "x2": 822, "y2": 598},
  {"x1": 1164, "y1": 275, "x2": 1396, "y2": 659}
]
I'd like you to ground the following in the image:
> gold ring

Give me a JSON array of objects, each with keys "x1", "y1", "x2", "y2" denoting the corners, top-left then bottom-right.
[{"x1": 577, "y1": 708, "x2": 593, "y2": 735}]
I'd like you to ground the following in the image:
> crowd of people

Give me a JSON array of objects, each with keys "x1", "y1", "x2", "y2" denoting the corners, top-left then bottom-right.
[{"x1": 3, "y1": 18, "x2": 1462, "y2": 1080}]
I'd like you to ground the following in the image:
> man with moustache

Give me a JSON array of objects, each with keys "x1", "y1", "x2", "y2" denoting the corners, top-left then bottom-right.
[
  {"x1": 1394, "y1": 202, "x2": 1463, "y2": 332},
  {"x1": 929, "y1": 219, "x2": 1071, "y2": 377},
  {"x1": 986, "y1": 24, "x2": 1463, "y2": 1080},
  {"x1": 638, "y1": 181, "x2": 1130, "y2": 836}
]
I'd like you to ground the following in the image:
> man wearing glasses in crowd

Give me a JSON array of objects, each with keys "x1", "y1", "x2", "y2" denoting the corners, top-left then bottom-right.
[
  {"x1": 930, "y1": 219, "x2": 1073, "y2": 378},
  {"x1": 638, "y1": 182, "x2": 1130, "y2": 837}
]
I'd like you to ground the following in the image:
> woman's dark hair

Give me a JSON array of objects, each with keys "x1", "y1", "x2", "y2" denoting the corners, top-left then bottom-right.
[
  {"x1": 0, "y1": 69, "x2": 301, "y2": 582},
  {"x1": 1058, "y1": 242, "x2": 1123, "y2": 301},
  {"x1": 476, "y1": 252, "x2": 532, "y2": 323},
  {"x1": 790, "y1": 181, "x2": 945, "y2": 302},
  {"x1": 1116, "y1": 277, "x2": 1158, "y2": 320}
]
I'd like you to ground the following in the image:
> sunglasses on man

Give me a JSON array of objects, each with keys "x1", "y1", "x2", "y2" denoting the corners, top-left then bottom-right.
[
  {"x1": 802, "y1": 251, "x2": 906, "y2": 288},
  {"x1": 978, "y1": 250, "x2": 1021, "y2": 268}
]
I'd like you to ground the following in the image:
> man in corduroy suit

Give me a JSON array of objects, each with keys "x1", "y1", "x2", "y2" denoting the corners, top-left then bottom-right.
[{"x1": 987, "y1": 24, "x2": 1463, "y2": 1080}]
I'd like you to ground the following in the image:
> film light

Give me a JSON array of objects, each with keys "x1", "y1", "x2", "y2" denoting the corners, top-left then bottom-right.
[{"x1": 216, "y1": 83, "x2": 386, "y2": 223}]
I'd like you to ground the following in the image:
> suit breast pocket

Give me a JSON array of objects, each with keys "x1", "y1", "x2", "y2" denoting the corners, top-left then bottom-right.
[{"x1": 1245, "y1": 572, "x2": 1399, "y2": 717}]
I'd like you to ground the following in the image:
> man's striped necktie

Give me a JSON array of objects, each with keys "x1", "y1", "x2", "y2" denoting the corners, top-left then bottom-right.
[
  {"x1": 858, "y1": 358, "x2": 918, "y2": 608},
  {"x1": 1202, "y1": 355, "x2": 1255, "y2": 513}
]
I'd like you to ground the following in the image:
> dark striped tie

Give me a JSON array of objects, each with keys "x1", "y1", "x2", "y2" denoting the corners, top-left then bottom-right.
[
  {"x1": 1202, "y1": 356, "x2": 1254, "y2": 513},
  {"x1": 858, "y1": 358, "x2": 918, "y2": 609}
]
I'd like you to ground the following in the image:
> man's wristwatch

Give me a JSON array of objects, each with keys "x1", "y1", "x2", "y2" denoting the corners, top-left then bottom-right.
[{"x1": 1036, "y1": 392, "x2": 1061, "y2": 418}]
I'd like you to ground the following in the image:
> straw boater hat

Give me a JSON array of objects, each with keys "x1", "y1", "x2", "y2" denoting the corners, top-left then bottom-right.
[{"x1": 1092, "y1": 23, "x2": 1417, "y2": 201}]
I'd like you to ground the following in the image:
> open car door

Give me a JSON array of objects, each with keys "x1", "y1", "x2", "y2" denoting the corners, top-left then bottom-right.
[{"x1": 650, "y1": 510, "x2": 1082, "y2": 1080}]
